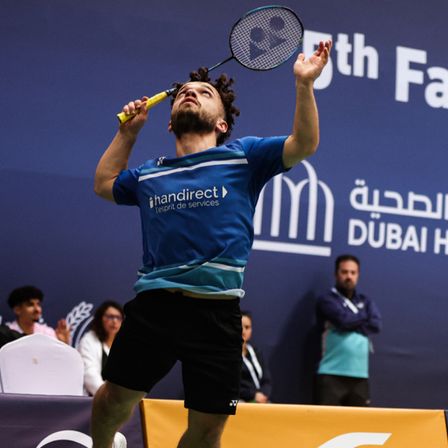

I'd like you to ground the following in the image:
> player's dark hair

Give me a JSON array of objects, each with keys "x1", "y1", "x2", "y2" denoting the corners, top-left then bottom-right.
[
  {"x1": 241, "y1": 310, "x2": 252, "y2": 320},
  {"x1": 172, "y1": 67, "x2": 240, "y2": 145},
  {"x1": 7, "y1": 285, "x2": 44, "y2": 308},
  {"x1": 90, "y1": 300, "x2": 124, "y2": 343},
  {"x1": 335, "y1": 254, "x2": 360, "y2": 273}
]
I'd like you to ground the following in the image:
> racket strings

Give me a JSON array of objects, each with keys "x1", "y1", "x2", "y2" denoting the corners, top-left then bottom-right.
[{"x1": 230, "y1": 8, "x2": 303, "y2": 71}]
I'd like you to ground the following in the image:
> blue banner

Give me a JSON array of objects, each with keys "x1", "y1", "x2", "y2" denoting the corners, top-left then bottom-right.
[{"x1": 1, "y1": 0, "x2": 447, "y2": 408}]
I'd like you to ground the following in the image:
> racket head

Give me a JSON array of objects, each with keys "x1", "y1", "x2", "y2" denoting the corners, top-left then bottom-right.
[{"x1": 229, "y1": 5, "x2": 304, "y2": 71}]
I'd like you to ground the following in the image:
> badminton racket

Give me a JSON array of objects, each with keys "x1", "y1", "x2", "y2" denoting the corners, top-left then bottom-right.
[{"x1": 117, "y1": 5, "x2": 304, "y2": 123}]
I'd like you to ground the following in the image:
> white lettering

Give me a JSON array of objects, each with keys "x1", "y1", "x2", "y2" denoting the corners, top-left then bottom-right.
[
  {"x1": 421, "y1": 227, "x2": 428, "y2": 252},
  {"x1": 434, "y1": 228, "x2": 448, "y2": 255},
  {"x1": 425, "y1": 66, "x2": 448, "y2": 108},
  {"x1": 151, "y1": 186, "x2": 221, "y2": 208},
  {"x1": 395, "y1": 46, "x2": 448, "y2": 108},
  {"x1": 385, "y1": 222, "x2": 401, "y2": 250},
  {"x1": 401, "y1": 225, "x2": 424, "y2": 252},
  {"x1": 353, "y1": 33, "x2": 379, "y2": 78},
  {"x1": 302, "y1": 30, "x2": 448, "y2": 110},
  {"x1": 348, "y1": 220, "x2": 427, "y2": 253},
  {"x1": 348, "y1": 219, "x2": 367, "y2": 246},
  {"x1": 335, "y1": 33, "x2": 352, "y2": 76},
  {"x1": 395, "y1": 46, "x2": 426, "y2": 102},
  {"x1": 307, "y1": 32, "x2": 378, "y2": 86}
]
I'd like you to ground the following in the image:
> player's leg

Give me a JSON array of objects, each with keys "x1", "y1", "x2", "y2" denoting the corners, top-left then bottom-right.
[
  {"x1": 91, "y1": 381, "x2": 145, "y2": 448},
  {"x1": 92, "y1": 291, "x2": 178, "y2": 447},
  {"x1": 177, "y1": 409, "x2": 229, "y2": 448},
  {"x1": 177, "y1": 295, "x2": 242, "y2": 448}
]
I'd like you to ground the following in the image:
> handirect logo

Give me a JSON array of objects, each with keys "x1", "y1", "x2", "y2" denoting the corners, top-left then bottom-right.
[{"x1": 149, "y1": 186, "x2": 228, "y2": 213}]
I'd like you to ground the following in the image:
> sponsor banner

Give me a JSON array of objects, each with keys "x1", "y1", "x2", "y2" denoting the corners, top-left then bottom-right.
[
  {"x1": 254, "y1": 161, "x2": 448, "y2": 259},
  {"x1": 141, "y1": 399, "x2": 448, "y2": 448},
  {"x1": 0, "y1": 393, "x2": 143, "y2": 448}
]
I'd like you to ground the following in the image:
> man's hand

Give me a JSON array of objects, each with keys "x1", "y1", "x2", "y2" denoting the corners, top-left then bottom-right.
[
  {"x1": 55, "y1": 318, "x2": 71, "y2": 344},
  {"x1": 294, "y1": 40, "x2": 332, "y2": 84},
  {"x1": 120, "y1": 96, "x2": 150, "y2": 137}
]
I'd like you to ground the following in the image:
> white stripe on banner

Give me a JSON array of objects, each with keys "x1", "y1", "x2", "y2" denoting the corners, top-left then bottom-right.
[
  {"x1": 138, "y1": 158, "x2": 248, "y2": 181},
  {"x1": 253, "y1": 240, "x2": 331, "y2": 257}
]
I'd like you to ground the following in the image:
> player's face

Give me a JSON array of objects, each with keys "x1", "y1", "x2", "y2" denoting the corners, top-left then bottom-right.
[
  {"x1": 14, "y1": 298, "x2": 42, "y2": 324},
  {"x1": 102, "y1": 306, "x2": 123, "y2": 337},
  {"x1": 241, "y1": 315, "x2": 252, "y2": 343},
  {"x1": 335, "y1": 260, "x2": 359, "y2": 292},
  {"x1": 170, "y1": 82, "x2": 227, "y2": 140}
]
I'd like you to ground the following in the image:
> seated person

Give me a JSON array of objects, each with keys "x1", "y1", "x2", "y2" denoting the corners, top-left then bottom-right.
[
  {"x1": 77, "y1": 300, "x2": 124, "y2": 395},
  {"x1": 6, "y1": 285, "x2": 70, "y2": 343},
  {"x1": 240, "y1": 310, "x2": 272, "y2": 403}
]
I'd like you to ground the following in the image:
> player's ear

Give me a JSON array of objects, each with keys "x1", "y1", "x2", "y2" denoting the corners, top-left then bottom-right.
[
  {"x1": 216, "y1": 119, "x2": 228, "y2": 134},
  {"x1": 168, "y1": 120, "x2": 172, "y2": 133}
]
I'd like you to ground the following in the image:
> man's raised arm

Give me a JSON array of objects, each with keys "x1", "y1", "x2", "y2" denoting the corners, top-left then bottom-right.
[
  {"x1": 94, "y1": 97, "x2": 149, "y2": 201},
  {"x1": 283, "y1": 40, "x2": 332, "y2": 169}
]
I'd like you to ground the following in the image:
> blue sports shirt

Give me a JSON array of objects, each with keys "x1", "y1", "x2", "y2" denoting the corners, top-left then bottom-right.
[{"x1": 113, "y1": 136, "x2": 288, "y2": 298}]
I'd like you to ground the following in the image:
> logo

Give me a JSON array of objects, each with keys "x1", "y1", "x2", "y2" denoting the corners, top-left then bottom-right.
[
  {"x1": 36, "y1": 430, "x2": 128, "y2": 448},
  {"x1": 36, "y1": 430, "x2": 92, "y2": 448},
  {"x1": 348, "y1": 178, "x2": 448, "y2": 256},
  {"x1": 249, "y1": 16, "x2": 287, "y2": 60},
  {"x1": 229, "y1": 399, "x2": 239, "y2": 407},
  {"x1": 253, "y1": 161, "x2": 334, "y2": 257},
  {"x1": 149, "y1": 185, "x2": 228, "y2": 214},
  {"x1": 65, "y1": 301, "x2": 94, "y2": 347}
]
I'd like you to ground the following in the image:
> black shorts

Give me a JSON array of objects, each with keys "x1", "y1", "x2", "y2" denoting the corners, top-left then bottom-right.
[
  {"x1": 316, "y1": 374, "x2": 370, "y2": 406},
  {"x1": 104, "y1": 289, "x2": 243, "y2": 415}
]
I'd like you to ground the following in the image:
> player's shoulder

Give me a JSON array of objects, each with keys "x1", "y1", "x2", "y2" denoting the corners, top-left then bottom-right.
[
  {"x1": 224, "y1": 136, "x2": 262, "y2": 151},
  {"x1": 229, "y1": 135, "x2": 288, "y2": 152}
]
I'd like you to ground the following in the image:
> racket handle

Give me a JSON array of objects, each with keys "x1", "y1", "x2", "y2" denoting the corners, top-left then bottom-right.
[{"x1": 116, "y1": 88, "x2": 175, "y2": 124}]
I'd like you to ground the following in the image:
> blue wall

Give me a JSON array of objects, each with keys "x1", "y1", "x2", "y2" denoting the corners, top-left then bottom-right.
[{"x1": 1, "y1": 0, "x2": 447, "y2": 408}]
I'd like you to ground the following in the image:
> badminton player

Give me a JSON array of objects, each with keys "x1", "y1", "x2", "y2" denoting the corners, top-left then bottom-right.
[{"x1": 92, "y1": 40, "x2": 332, "y2": 448}]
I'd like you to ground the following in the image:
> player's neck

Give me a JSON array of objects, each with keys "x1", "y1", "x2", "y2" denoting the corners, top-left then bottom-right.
[{"x1": 175, "y1": 132, "x2": 218, "y2": 157}]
